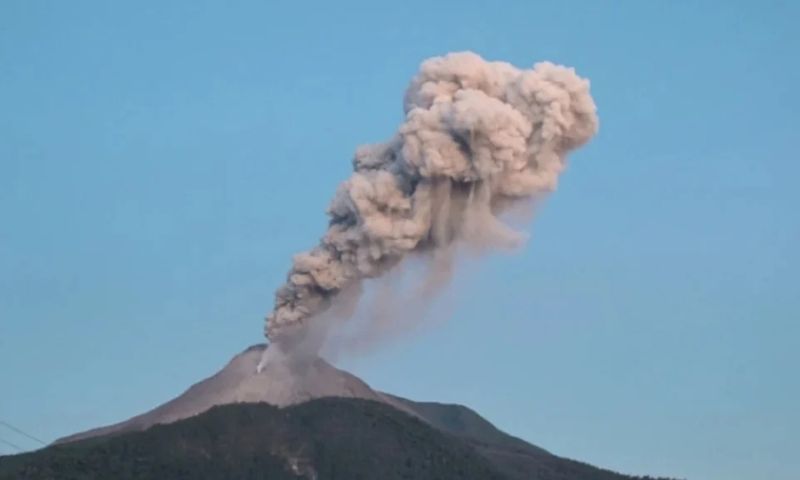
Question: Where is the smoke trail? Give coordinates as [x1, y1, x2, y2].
[265, 51, 598, 352]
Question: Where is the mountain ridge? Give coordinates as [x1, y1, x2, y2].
[1, 398, 674, 480]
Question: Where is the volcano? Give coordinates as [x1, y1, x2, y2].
[3, 345, 677, 480]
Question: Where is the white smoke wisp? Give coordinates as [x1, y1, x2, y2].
[264, 51, 598, 356]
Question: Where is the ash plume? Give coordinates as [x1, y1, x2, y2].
[265, 51, 598, 353]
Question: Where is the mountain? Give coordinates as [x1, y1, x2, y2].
[0, 399, 507, 480]
[56, 345, 385, 444]
[0, 345, 674, 480]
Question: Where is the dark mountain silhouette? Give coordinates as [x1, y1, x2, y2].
[0, 399, 507, 480]
[0, 399, 674, 480]
[0, 346, 676, 479]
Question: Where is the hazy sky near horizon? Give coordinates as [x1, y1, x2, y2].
[1, 1, 798, 479]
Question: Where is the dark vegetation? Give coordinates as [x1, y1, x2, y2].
[0, 399, 504, 480]
[0, 398, 678, 480]
[392, 396, 675, 480]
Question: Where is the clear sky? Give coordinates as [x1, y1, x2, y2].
[1, 1, 798, 479]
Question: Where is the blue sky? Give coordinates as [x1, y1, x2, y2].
[1, 1, 798, 479]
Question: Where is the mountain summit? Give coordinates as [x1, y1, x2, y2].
[57, 344, 388, 444]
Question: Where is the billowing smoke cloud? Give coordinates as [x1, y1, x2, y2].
[265, 51, 598, 352]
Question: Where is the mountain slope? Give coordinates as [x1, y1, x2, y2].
[36, 345, 673, 480]
[387, 394, 551, 455]
[1, 399, 507, 480]
[390, 396, 657, 480]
